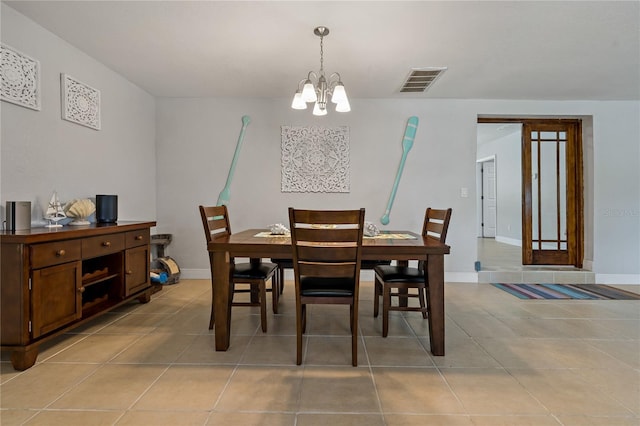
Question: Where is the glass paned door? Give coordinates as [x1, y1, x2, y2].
[522, 120, 582, 266]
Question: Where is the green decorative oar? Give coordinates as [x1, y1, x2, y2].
[380, 116, 419, 225]
[217, 115, 251, 206]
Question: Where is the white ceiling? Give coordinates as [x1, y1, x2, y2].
[5, 1, 640, 100]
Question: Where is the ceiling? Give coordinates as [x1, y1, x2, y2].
[4, 1, 640, 100]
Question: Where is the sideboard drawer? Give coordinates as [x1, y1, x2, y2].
[82, 234, 125, 258]
[125, 229, 150, 248]
[31, 240, 82, 269]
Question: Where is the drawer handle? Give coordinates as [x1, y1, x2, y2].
[135, 235, 143, 240]
[102, 241, 111, 247]
[56, 249, 66, 257]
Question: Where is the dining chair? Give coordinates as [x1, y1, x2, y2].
[199, 205, 279, 332]
[288, 207, 365, 366]
[373, 207, 452, 337]
[271, 219, 389, 295]
[270, 259, 389, 297]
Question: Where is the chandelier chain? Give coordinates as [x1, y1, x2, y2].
[319, 35, 324, 75]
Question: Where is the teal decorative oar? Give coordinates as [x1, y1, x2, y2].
[380, 116, 419, 225]
[217, 115, 251, 206]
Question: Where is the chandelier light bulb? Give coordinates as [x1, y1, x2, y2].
[301, 80, 317, 103]
[331, 83, 347, 104]
[291, 91, 307, 109]
[335, 98, 351, 113]
[312, 102, 327, 116]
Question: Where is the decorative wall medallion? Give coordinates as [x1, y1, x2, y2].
[281, 125, 350, 193]
[0, 44, 41, 110]
[61, 73, 100, 130]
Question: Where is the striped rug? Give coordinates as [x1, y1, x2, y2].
[492, 283, 640, 300]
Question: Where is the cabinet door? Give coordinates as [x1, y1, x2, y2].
[125, 245, 150, 296]
[31, 261, 82, 338]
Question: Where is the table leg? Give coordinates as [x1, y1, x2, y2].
[426, 254, 445, 356]
[213, 250, 232, 350]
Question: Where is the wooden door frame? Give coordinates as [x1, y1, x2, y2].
[477, 117, 584, 267]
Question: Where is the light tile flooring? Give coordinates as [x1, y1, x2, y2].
[2, 279, 639, 425]
[477, 238, 596, 284]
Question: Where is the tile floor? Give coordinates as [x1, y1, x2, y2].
[1, 279, 639, 425]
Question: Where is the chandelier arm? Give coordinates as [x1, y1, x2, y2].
[296, 78, 308, 90]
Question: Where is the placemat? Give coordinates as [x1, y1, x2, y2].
[254, 231, 289, 238]
[253, 231, 416, 239]
[365, 233, 416, 239]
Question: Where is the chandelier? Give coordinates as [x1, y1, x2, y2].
[291, 26, 350, 116]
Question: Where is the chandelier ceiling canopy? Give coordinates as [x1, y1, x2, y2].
[291, 26, 350, 116]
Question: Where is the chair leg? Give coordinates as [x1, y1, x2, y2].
[302, 304, 307, 334]
[260, 282, 267, 333]
[279, 266, 285, 294]
[373, 277, 381, 318]
[272, 276, 279, 314]
[382, 284, 391, 337]
[350, 304, 354, 333]
[296, 303, 304, 365]
[351, 303, 358, 367]
[418, 287, 427, 319]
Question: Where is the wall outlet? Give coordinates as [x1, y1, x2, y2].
[460, 187, 468, 198]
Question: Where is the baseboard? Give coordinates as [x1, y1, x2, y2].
[446, 272, 478, 283]
[181, 268, 480, 283]
[582, 259, 594, 271]
[595, 274, 640, 285]
[181, 268, 210, 279]
[495, 236, 522, 246]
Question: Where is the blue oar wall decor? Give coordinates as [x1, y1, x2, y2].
[217, 115, 251, 206]
[380, 116, 419, 225]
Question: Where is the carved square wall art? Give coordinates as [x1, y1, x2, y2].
[61, 73, 101, 130]
[1, 44, 41, 110]
[281, 125, 350, 193]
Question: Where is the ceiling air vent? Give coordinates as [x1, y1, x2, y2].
[400, 67, 447, 93]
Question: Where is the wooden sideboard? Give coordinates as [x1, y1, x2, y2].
[1, 221, 156, 370]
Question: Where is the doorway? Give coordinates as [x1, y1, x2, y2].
[476, 156, 496, 238]
[477, 118, 584, 268]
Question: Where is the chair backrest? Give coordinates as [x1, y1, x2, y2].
[421, 207, 452, 243]
[288, 208, 365, 281]
[199, 205, 232, 244]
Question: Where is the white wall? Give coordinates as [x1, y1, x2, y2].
[155, 98, 479, 282]
[156, 98, 639, 283]
[1, 4, 157, 223]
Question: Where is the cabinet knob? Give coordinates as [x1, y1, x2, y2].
[135, 235, 143, 240]
[126, 270, 133, 275]
[56, 249, 66, 257]
[78, 286, 85, 293]
[102, 241, 111, 247]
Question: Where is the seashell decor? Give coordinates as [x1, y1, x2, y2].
[268, 223, 290, 235]
[64, 198, 95, 226]
[364, 221, 380, 237]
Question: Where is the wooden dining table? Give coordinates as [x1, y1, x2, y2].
[207, 229, 451, 355]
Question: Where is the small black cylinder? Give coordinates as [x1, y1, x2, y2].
[96, 195, 117, 223]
